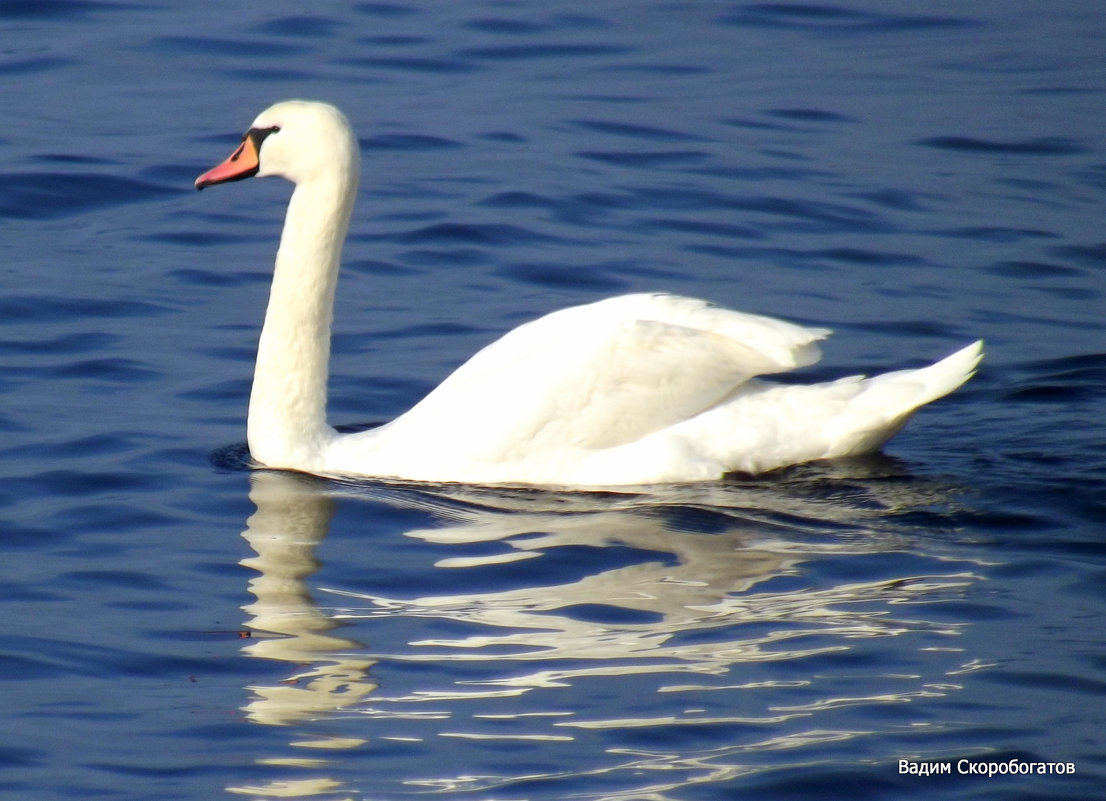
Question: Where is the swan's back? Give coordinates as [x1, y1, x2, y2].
[358, 293, 827, 452]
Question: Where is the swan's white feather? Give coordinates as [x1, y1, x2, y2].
[373, 293, 829, 452]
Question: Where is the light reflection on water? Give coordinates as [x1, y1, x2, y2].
[231, 469, 985, 799]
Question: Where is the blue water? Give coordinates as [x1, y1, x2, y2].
[2, 1, 1105, 799]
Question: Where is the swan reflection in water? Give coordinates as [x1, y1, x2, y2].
[229, 471, 375, 801]
[228, 464, 985, 800]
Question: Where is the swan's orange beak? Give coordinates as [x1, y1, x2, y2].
[195, 132, 261, 190]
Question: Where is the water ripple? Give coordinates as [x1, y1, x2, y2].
[918, 136, 1088, 156]
[339, 55, 479, 74]
[394, 221, 565, 246]
[0, 56, 76, 76]
[1052, 241, 1106, 267]
[456, 43, 629, 62]
[251, 15, 340, 38]
[0, 294, 168, 322]
[150, 35, 306, 58]
[0, 172, 177, 220]
[718, 4, 979, 33]
[570, 119, 708, 142]
[1003, 352, 1106, 404]
[363, 133, 463, 151]
[493, 261, 629, 291]
[576, 150, 709, 168]
[0, 0, 112, 20]
[465, 17, 556, 36]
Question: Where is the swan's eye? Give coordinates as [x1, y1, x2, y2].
[243, 125, 282, 154]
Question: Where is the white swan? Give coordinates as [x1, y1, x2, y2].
[196, 100, 982, 487]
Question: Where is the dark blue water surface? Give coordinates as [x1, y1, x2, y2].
[2, 2, 1105, 799]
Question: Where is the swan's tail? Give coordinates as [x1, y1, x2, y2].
[826, 340, 984, 456]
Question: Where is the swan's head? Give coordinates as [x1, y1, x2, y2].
[195, 100, 359, 190]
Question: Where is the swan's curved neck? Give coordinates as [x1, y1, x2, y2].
[248, 168, 358, 469]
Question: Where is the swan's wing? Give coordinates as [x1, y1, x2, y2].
[385, 294, 830, 457]
[510, 318, 806, 448]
